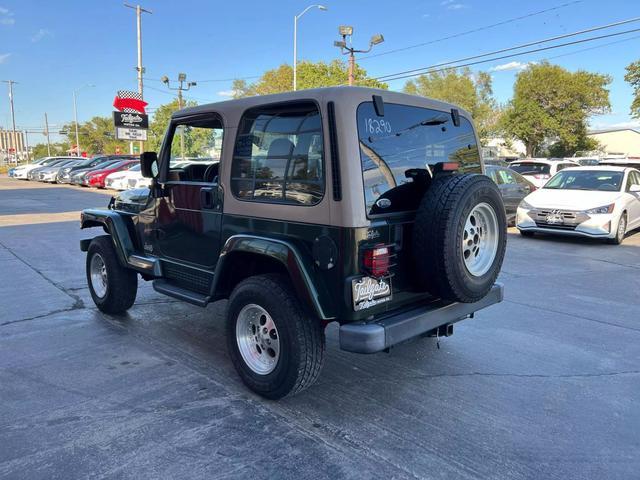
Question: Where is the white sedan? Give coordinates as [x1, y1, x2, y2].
[517, 166, 640, 244]
[105, 164, 142, 190]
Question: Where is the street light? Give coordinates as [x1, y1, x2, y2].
[293, 4, 327, 91]
[161, 73, 197, 159]
[334, 27, 385, 86]
[72, 84, 95, 157]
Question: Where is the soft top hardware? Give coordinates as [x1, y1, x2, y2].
[372, 95, 385, 116]
[451, 108, 460, 127]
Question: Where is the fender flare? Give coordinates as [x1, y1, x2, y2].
[212, 234, 335, 320]
[80, 209, 160, 276]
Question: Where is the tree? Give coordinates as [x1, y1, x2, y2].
[62, 116, 130, 155]
[232, 60, 387, 98]
[502, 62, 611, 157]
[403, 68, 499, 141]
[624, 60, 640, 119]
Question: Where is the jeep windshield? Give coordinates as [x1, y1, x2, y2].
[357, 102, 481, 215]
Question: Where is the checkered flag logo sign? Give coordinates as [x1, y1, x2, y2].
[113, 90, 148, 114]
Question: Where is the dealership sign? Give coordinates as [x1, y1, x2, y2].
[116, 127, 148, 141]
[113, 111, 148, 129]
[113, 90, 148, 141]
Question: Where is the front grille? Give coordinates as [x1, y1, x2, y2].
[534, 222, 577, 231]
[162, 261, 213, 295]
[534, 209, 577, 220]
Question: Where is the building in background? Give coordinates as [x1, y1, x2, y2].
[0, 128, 27, 163]
[587, 128, 640, 157]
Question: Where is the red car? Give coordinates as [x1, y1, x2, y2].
[85, 160, 138, 188]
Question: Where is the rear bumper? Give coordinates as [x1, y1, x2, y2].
[339, 283, 503, 353]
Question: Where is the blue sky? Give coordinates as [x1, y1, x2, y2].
[1, 0, 639, 144]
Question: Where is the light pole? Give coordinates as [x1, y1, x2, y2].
[161, 74, 196, 159]
[293, 4, 327, 91]
[334, 26, 384, 86]
[2, 80, 18, 162]
[72, 84, 95, 157]
[124, 3, 152, 154]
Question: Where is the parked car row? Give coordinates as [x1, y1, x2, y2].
[7, 154, 151, 190]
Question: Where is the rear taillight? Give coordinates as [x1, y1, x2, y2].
[363, 245, 391, 278]
[533, 174, 550, 180]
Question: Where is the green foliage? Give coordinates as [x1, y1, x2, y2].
[62, 116, 130, 155]
[624, 60, 640, 119]
[232, 60, 387, 98]
[30, 141, 71, 159]
[545, 136, 601, 158]
[403, 68, 499, 141]
[502, 62, 611, 156]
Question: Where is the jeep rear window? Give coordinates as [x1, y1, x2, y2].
[231, 101, 324, 206]
[357, 102, 481, 215]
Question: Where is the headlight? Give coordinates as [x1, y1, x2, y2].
[585, 204, 614, 215]
[518, 199, 533, 209]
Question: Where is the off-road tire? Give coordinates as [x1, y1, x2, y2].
[226, 274, 325, 400]
[86, 235, 138, 314]
[413, 174, 507, 303]
[607, 212, 627, 245]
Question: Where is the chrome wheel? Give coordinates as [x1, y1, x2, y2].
[462, 202, 499, 277]
[235, 304, 280, 375]
[89, 253, 108, 298]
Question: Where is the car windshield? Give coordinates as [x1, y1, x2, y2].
[510, 162, 550, 175]
[544, 170, 624, 191]
[357, 102, 481, 215]
[91, 160, 119, 170]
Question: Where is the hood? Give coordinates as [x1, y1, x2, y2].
[525, 188, 622, 210]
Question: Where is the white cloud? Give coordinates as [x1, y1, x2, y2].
[441, 0, 467, 10]
[490, 61, 535, 72]
[31, 28, 51, 42]
[217, 90, 237, 98]
[0, 6, 14, 25]
[0, 53, 10, 64]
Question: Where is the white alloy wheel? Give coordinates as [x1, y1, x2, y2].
[462, 202, 500, 277]
[235, 304, 280, 375]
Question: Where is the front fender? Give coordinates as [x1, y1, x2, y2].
[213, 235, 335, 320]
[80, 209, 138, 268]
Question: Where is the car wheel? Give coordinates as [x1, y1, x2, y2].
[226, 274, 325, 399]
[86, 235, 138, 314]
[413, 174, 507, 303]
[519, 230, 535, 237]
[608, 212, 627, 245]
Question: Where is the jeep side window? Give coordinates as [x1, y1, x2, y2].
[166, 116, 224, 183]
[231, 101, 324, 205]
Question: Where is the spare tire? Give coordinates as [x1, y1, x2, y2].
[413, 173, 506, 303]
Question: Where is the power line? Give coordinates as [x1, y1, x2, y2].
[376, 27, 640, 83]
[375, 16, 640, 81]
[358, 0, 586, 61]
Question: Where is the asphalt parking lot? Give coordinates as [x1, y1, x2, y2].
[1, 176, 639, 480]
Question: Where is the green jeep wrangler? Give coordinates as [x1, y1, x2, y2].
[81, 87, 506, 399]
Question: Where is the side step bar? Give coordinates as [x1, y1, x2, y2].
[152, 279, 210, 307]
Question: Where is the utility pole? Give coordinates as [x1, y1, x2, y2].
[333, 27, 384, 86]
[124, 3, 152, 154]
[2, 80, 18, 163]
[44, 113, 51, 156]
[161, 74, 196, 160]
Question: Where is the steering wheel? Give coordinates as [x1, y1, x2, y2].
[204, 163, 219, 183]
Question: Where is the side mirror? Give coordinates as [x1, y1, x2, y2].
[630, 184, 640, 193]
[140, 151, 158, 178]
